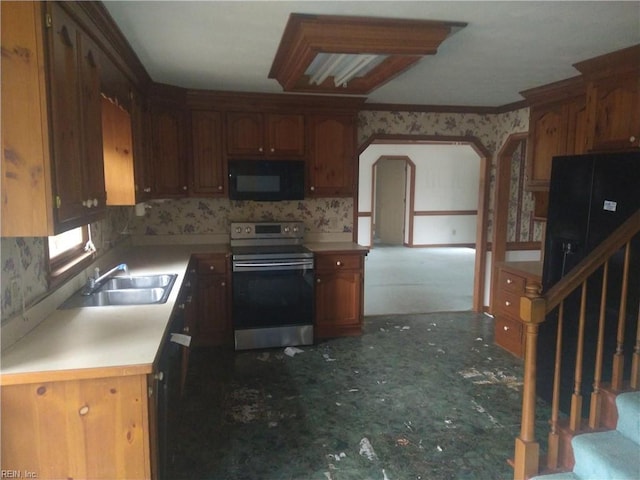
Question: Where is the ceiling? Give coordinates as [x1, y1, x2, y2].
[102, 1, 640, 108]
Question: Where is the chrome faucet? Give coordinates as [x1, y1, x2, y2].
[82, 263, 128, 295]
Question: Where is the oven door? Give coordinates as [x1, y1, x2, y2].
[232, 259, 314, 349]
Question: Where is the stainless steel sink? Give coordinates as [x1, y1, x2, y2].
[60, 274, 177, 309]
[101, 274, 176, 290]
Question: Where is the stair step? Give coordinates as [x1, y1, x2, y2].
[572, 430, 640, 480]
[616, 391, 640, 444]
[530, 472, 579, 480]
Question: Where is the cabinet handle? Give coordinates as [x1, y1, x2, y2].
[631, 136, 636, 143]
[183, 186, 188, 191]
[258, 147, 264, 153]
[178, 303, 185, 310]
[270, 147, 275, 153]
[209, 265, 215, 271]
[506, 278, 513, 284]
[154, 372, 164, 381]
[144, 187, 151, 193]
[316, 278, 321, 283]
[184, 326, 190, 333]
[310, 186, 315, 191]
[220, 281, 226, 287]
[505, 301, 511, 307]
[336, 261, 342, 266]
[503, 325, 509, 331]
[218, 185, 223, 190]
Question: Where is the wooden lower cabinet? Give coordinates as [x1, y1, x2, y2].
[493, 261, 542, 357]
[315, 251, 366, 338]
[1, 374, 153, 479]
[192, 253, 232, 346]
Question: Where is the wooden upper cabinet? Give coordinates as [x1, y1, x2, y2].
[191, 111, 225, 196]
[521, 76, 587, 192]
[131, 90, 151, 201]
[307, 114, 356, 196]
[266, 114, 305, 157]
[526, 102, 570, 190]
[586, 73, 640, 151]
[102, 97, 135, 205]
[47, 2, 106, 232]
[226, 112, 304, 157]
[575, 45, 640, 152]
[1, 1, 55, 236]
[148, 105, 188, 197]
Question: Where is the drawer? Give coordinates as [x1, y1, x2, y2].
[196, 255, 228, 275]
[315, 253, 363, 271]
[495, 288, 523, 320]
[495, 315, 523, 357]
[498, 268, 526, 293]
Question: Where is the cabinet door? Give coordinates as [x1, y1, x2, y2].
[149, 107, 188, 197]
[566, 95, 589, 155]
[195, 274, 231, 346]
[48, 3, 106, 231]
[307, 115, 356, 196]
[588, 73, 640, 151]
[191, 111, 225, 196]
[266, 114, 305, 157]
[1, 1, 55, 236]
[315, 269, 362, 336]
[78, 34, 106, 210]
[227, 112, 263, 156]
[131, 90, 151, 200]
[48, 4, 84, 225]
[526, 103, 569, 191]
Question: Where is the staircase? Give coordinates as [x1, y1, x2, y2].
[512, 210, 640, 480]
[531, 391, 640, 480]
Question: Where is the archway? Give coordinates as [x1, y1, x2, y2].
[356, 134, 491, 312]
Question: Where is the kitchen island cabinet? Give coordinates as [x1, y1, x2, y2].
[492, 261, 542, 357]
[310, 245, 368, 339]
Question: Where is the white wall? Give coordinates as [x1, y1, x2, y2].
[358, 143, 481, 246]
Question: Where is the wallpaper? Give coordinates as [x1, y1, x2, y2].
[129, 198, 354, 236]
[1, 207, 131, 322]
[1, 108, 531, 323]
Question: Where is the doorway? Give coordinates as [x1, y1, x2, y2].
[357, 136, 491, 313]
[374, 157, 408, 245]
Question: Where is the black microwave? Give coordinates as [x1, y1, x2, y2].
[228, 159, 305, 201]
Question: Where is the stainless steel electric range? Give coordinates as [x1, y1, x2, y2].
[230, 221, 314, 350]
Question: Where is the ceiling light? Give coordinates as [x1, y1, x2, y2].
[269, 14, 467, 95]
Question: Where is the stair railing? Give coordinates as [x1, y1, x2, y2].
[513, 208, 640, 480]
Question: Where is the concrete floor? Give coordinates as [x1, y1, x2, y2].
[365, 246, 475, 316]
[170, 313, 548, 480]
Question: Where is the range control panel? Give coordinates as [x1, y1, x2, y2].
[230, 221, 305, 241]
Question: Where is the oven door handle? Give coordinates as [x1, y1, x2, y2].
[233, 260, 313, 271]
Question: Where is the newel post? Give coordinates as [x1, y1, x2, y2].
[514, 282, 545, 480]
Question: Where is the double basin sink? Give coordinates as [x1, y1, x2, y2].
[60, 274, 178, 309]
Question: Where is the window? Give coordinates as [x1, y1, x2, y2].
[48, 225, 95, 283]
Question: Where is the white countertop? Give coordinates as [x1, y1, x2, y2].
[0, 244, 227, 385]
[0, 241, 365, 385]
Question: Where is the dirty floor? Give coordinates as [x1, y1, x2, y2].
[170, 312, 551, 480]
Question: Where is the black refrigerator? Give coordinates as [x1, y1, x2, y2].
[537, 150, 640, 414]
